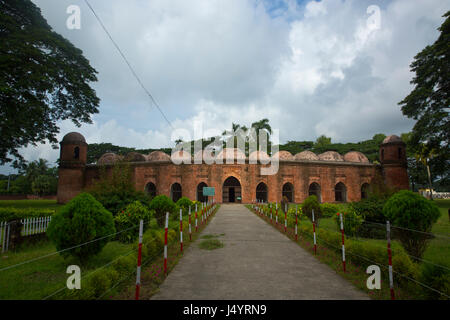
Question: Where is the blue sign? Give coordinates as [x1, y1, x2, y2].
[203, 187, 215, 196]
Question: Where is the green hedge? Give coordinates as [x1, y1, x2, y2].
[0, 207, 55, 222]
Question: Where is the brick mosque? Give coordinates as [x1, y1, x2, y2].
[56, 132, 409, 204]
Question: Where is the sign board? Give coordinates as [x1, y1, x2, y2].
[203, 187, 215, 196]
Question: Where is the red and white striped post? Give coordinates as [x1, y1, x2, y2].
[270, 204, 273, 223]
[284, 203, 287, 233]
[195, 203, 198, 232]
[179, 208, 183, 253]
[295, 205, 298, 241]
[164, 212, 169, 276]
[339, 213, 346, 272]
[275, 202, 278, 225]
[387, 221, 395, 300]
[312, 209, 317, 255]
[201, 203, 204, 225]
[135, 219, 144, 300]
[188, 206, 192, 241]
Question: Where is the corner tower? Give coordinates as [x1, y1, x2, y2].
[379, 135, 409, 190]
[57, 132, 87, 203]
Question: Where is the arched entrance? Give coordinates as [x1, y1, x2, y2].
[282, 182, 294, 202]
[335, 182, 347, 202]
[171, 183, 182, 202]
[145, 182, 157, 198]
[361, 183, 370, 199]
[197, 182, 208, 202]
[256, 182, 268, 202]
[222, 176, 241, 203]
[308, 182, 321, 203]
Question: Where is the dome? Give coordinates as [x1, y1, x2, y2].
[382, 135, 403, 144]
[216, 148, 246, 161]
[272, 151, 294, 161]
[97, 153, 123, 165]
[62, 132, 86, 144]
[146, 151, 171, 162]
[294, 151, 319, 161]
[343, 151, 369, 163]
[171, 150, 192, 163]
[318, 151, 344, 161]
[124, 152, 146, 162]
[249, 150, 270, 163]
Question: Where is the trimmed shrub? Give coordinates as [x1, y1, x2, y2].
[333, 207, 363, 237]
[176, 197, 193, 214]
[149, 195, 176, 227]
[350, 197, 386, 223]
[46, 193, 115, 263]
[320, 203, 340, 218]
[302, 195, 322, 225]
[114, 201, 154, 243]
[383, 190, 440, 260]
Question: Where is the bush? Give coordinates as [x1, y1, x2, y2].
[46, 193, 115, 263]
[87, 162, 152, 215]
[176, 197, 193, 214]
[419, 259, 450, 300]
[114, 201, 154, 243]
[383, 190, 440, 260]
[0, 207, 55, 222]
[302, 195, 322, 225]
[350, 197, 386, 223]
[333, 206, 363, 237]
[149, 195, 176, 227]
[320, 203, 340, 218]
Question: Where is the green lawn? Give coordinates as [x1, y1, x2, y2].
[0, 239, 134, 299]
[0, 199, 62, 210]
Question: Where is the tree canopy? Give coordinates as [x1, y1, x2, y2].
[398, 11, 450, 186]
[0, 0, 100, 167]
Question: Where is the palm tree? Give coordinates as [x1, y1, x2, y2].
[250, 118, 272, 151]
[415, 144, 437, 200]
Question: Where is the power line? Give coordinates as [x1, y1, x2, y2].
[83, 0, 174, 130]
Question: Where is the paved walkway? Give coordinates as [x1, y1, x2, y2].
[151, 204, 368, 300]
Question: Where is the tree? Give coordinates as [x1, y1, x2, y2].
[398, 11, 450, 183]
[383, 190, 440, 261]
[250, 118, 272, 151]
[149, 195, 176, 227]
[32, 174, 57, 196]
[0, 0, 100, 167]
[314, 135, 332, 149]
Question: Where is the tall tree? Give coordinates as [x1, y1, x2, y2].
[398, 11, 450, 181]
[314, 135, 332, 149]
[0, 0, 100, 167]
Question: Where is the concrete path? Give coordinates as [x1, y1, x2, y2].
[151, 204, 368, 300]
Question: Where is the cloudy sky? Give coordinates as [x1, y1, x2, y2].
[2, 0, 448, 173]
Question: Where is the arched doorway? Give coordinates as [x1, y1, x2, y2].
[361, 183, 370, 199]
[171, 183, 182, 202]
[256, 182, 268, 202]
[282, 182, 294, 202]
[145, 182, 157, 198]
[197, 182, 208, 202]
[308, 182, 321, 203]
[335, 182, 347, 202]
[222, 176, 241, 203]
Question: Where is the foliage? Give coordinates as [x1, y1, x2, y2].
[302, 195, 322, 225]
[398, 11, 450, 185]
[419, 258, 450, 300]
[148, 195, 176, 227]
[176, 197, 193, 214]
[350, 197, 386, 224]
[383, 190, 441, 260]
[0, 207, 55, 222]
[0, 0, 99, 166]
[46, 193, 115, 263]
[314, 135, 331, 148]
[320, 203, 341, 218]
[333, 207, 363, 237]
[114, 201, 153, 243]
[31, 174, 57, 196]
[87, 162, 151, 215]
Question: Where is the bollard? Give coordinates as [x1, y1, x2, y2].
[135, 219, 144, 300]
[312, 209, 317, 255]
[164, 212, 169, 276]
[339, 213, 346, 272]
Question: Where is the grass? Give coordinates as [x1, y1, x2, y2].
[198, 239, 224, 250]
[0, 199, 62, 210]
[0, 238, 134, 299]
